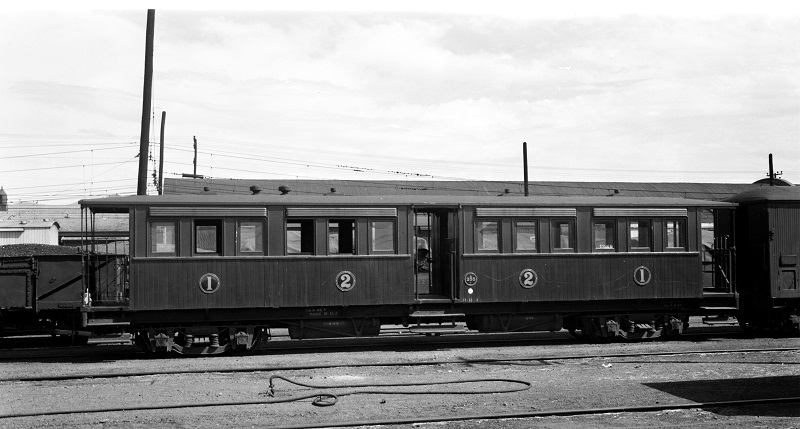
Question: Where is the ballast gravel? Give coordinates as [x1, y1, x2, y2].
[1, 330, 798, 429]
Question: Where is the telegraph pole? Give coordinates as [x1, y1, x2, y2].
[158, 111, 166, 194]
[769, 153, 775, 186]
[182, 136, 204, 179]
[137, 9, 155, 195]
[523, 142, 529, 196]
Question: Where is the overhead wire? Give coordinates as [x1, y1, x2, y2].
[4, 146, 131, 159]
[164, 140, 764, 183]
[4, 130, 766, 181]
[184, 135, 767, 178]
[4, 160, 135, 174]
[2, 129, 770, 201]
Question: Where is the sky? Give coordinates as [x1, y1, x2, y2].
[1, 1, 799, 204]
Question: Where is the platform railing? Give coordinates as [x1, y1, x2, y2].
[85, 253, 130, 305]
[703, 238, 736, 294]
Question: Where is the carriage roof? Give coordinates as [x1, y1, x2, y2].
[725, 186, 800, 204]
[80, 193, 735, 213]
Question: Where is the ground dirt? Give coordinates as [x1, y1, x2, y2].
[1, 328, 798, 428]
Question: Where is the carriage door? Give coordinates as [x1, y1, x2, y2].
[414, 209, 459, 299]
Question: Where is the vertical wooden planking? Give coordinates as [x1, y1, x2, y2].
[771, 203, 800, 298]
[576, 209, 591, 253]
[464, 252, 701, 304]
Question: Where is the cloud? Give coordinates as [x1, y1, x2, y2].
[2, 7, 799, 202]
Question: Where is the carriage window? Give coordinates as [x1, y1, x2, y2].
[329, 219, 356, 255]
[476, 220, 499, 252]
[593, 220, 616, 251]
[514, 220, 537, 252]
[238, 221, 264, 254]
[287, 219, 314, 254]
[552, 220, 575, 252]
[195, 219, 222, 255]
[629, 220, 652, 251]
[370, 220, 396, 253]
[151, 221, 176, 254]
[666, 219, 686, 250]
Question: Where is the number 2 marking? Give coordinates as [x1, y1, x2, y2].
[522, 272, 535, 285]
[335, 271, 355, 292]
[519, 269, 537, 289]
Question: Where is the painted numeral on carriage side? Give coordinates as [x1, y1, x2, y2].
[519, 269, 538, 289]
[336, 271, 355, 292]
[633, 266, 652, 286]
[198, 273, 220, 294]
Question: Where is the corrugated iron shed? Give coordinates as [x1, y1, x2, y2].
[0, 220, 60, 245]
[0, 203, 128, 246]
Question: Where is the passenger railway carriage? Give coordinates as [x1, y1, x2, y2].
[78, 194, 735, 354]
[726, 186, 800, 331]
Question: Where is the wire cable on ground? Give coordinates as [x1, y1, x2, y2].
[264, 374, 531, 407]
[0, 374, 531, 419]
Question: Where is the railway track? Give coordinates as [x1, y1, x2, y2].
[2, 341, 797, 427]
[268, 397, 800, 429]
[3, 381, 798, 425]
[0, 323, 751, 362]
[3, 345, 797, 383]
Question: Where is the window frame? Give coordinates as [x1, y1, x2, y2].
[369, 219, 397, 255]
[665, 218, 687, 251]
[327, 218, 357, 255]
[628, 219, 653, 252]
[551, 219, 576, 253]
[193, 219, 223, 256]
[286, 218, 315, 255]
[513, 219, 538, 253]
[475, 219, 501, 253]
[592, 219, 617, 252]
[237, 219, 265, 255]
[149, 220, 177, 256]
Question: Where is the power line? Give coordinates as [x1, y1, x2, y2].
[0, 141, 135, 148]
[4, 146, 132, 159]
[164, 141, 764, 181]
[4, 160, 135, 174]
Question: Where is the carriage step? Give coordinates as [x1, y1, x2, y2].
[409, 325, 468, 335]
[409, 310, 465, 318]
[85, 318, 130, 326]
[702, 292, 737, 298]
[699, 306, 738, 311]
[701, 315, 739, 325]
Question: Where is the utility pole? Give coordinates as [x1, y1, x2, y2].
[137, 9, 155, 195]
[182, 136, 204, 179]
[769, 153, 775, 186]
[158, 111, 166, 194]
[767, 153, 783, 186]
[523, 142, 529, 196]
